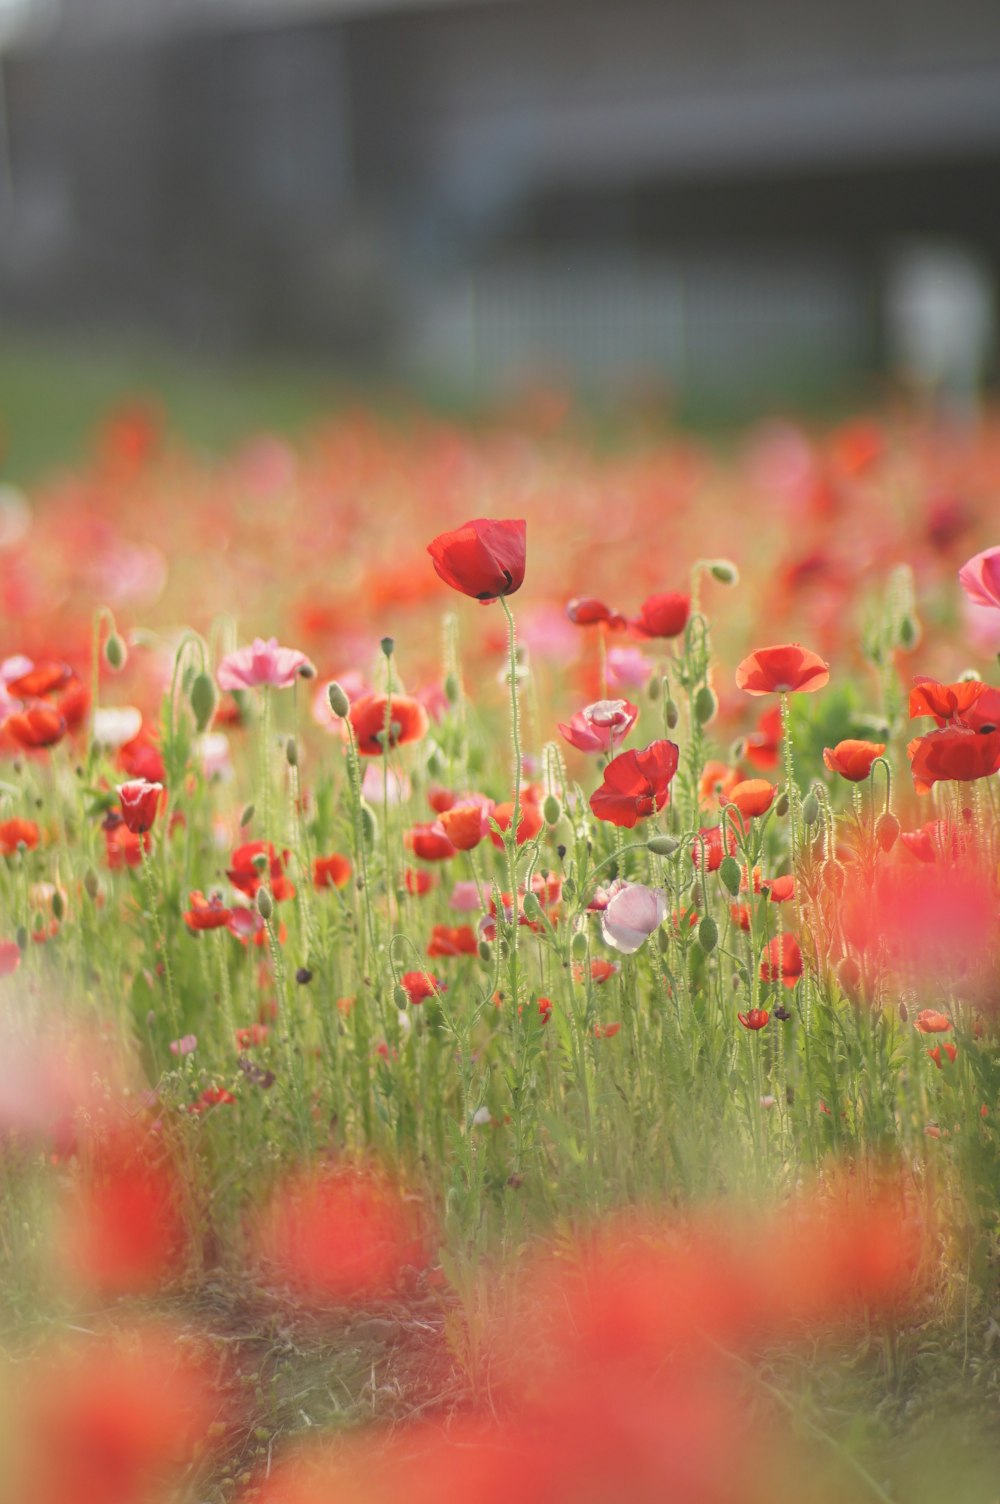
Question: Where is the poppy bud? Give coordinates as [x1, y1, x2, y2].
[51, 890, 65, 921]
[444, 672, 460, 705]
[898, 1000, 908, 1022]
[543, 794, 561, 826]
[104, 632, 127, 671]
[694, 685, 717, 726]
[426, 751, 443, 779]
[823, 861, 846, 895]
[571, 930, 588, 960]
[16, 925, 28, 950]
[698, 915, 718, 953]
[561, 877, 575, 901]
[802, 791, 819, 825]
[838, 956, 861, 993]
[898, 615, 919, 650]
[380, 637, 395, 658]
[876, 812, 900, 852]
[360, 803, 377, 848]
[84, 868, 99, 901]
[477, 940, 492, 963]
[708, 558, 739, 585]
[774, 792, 790, 817]
[256, 887, 273, 921]
[252, 852, 270, 873]
[647, 835, 680, 857]
[296, 968, 313, 984]
[665, 697, 679, 729]
[521, 891, 542, 921]
[240, 802, 255, 828]
[286, 736, 298, 768]
[393, 983, 408, 1010]
[647, 675, 661, 702]
[190, 671, 217, 732]
[327, 682, 351, 719]
[718, 856, 742, 896]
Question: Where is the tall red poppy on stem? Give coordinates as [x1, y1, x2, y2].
[590, 739, 679, 828]
[117, 780, 163, 835]
[427, 518, 526, 603]
[630, 592, 691, 639]
[735, 644, 829, 696]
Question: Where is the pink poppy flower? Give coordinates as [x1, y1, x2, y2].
[606, 645, 654, 689]
[600, 881, 668, 954]
[958, 546, 1000, 610]
[217, 637, 313, 691]
[558, 698, 638, 754]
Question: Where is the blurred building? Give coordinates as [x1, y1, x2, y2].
[2, 0, 999, 402]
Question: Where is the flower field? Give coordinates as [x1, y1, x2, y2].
[3, 391, 1000, 1501]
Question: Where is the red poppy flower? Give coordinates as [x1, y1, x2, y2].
[914, 1010, 951, 1034]
[427, 784, 457, 813]
[0, 939, 21, 977]
[907, 727, 1000, 791]
[735, 644, 830, 696]
[566, 597, 627, 629]
[6, 660, 73, 699]
[630, 592, 691, 639]
[699, 760, 743, 808]
[404, 866, 436, 896]
[738, 1008, 770, 1030]
[760, 934, 803, 988]
[401, 970, 446, 1004]
[60, 1132, 186, 1295]
[350, 692, 429, 755]
[184, 891, 232, 931]
[823, 740, 886, 782]
[405, 823, 457, 862]
[760, 874, 795, 903]
[558, 698, 638, 755]
[691, 825, 738, 871]
[573, 958, 619, 985]
[427, 517, 526, 602]
[6, 704, 67, 749]
[104, 823, 149, 870]
[909, 676, 991, 726]
[426, 924, 477, 957]
[117, 730, 166, 785]
[117, 779, 163, 836]
[439, 803, 487, 851]
[191, 1085, 236, 1112]
[228, 841, 294, 899]
[593, 1021, 621, 1038]
[489, 799, 544, 848]
[235, 1023, 270, 1048]
[726, 779, 775, 819]
[589, 739, 680, 828]
[0, 817, 40, 855]
[928, 1043, 958, 1069]
[743, 705, 782, 771]
[313, 852, 352, 889]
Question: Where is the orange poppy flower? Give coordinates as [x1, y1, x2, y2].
[426, 924, 477, 958]
[184, 891, 232, 931]
[439, 804, 486, 851]
[735, 644, 830, 696]
[349, 692, 429, 755]
[823, 739, 886, 781]
[760, 934, 803, 988]
[313, 853, 352, 889]
[726, 779, 775, 818]
[489, 799, 543, 848]
[914, 1010, 951, 1033]
[0, 817, 41, 856]
[6, 705, 67, 749]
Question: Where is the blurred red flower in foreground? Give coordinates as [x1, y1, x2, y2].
[735, 644, 830, 696]
[254, 1166, 424, 1306]
[184, 890, 233, 930]
[630, 591, 691, 639]
[760, 934, 803, 988]
[427, 517, 526, 603]
[590, 739, 679, 827]
[427, 924, 477, 957]
[312, 852, 352, 888]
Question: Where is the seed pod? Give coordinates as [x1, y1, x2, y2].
[802, 791, 820, 825]
[521, 891, 543, 921]
[709, 558, 739, 586]
[240, 802, 255, 829]
[694, 685, 717, 726]
[190, 671, 217, 732]
[571, 930, 588, 960]
[104, 632, 127, 671]
[285, 736, 298, 768]
[84, 868, 100, 901]
[444, 672, 460, 705]
[298, 661, 316, 679]
[647, 835, 680, 857]
[327, 681, 350, 719]
[256, 887, 273, 921]
[718, 855, 742, 897]
[698, 915, 719, 953]
[876, 811, 900, 852]
[543, 793, 561, 826]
